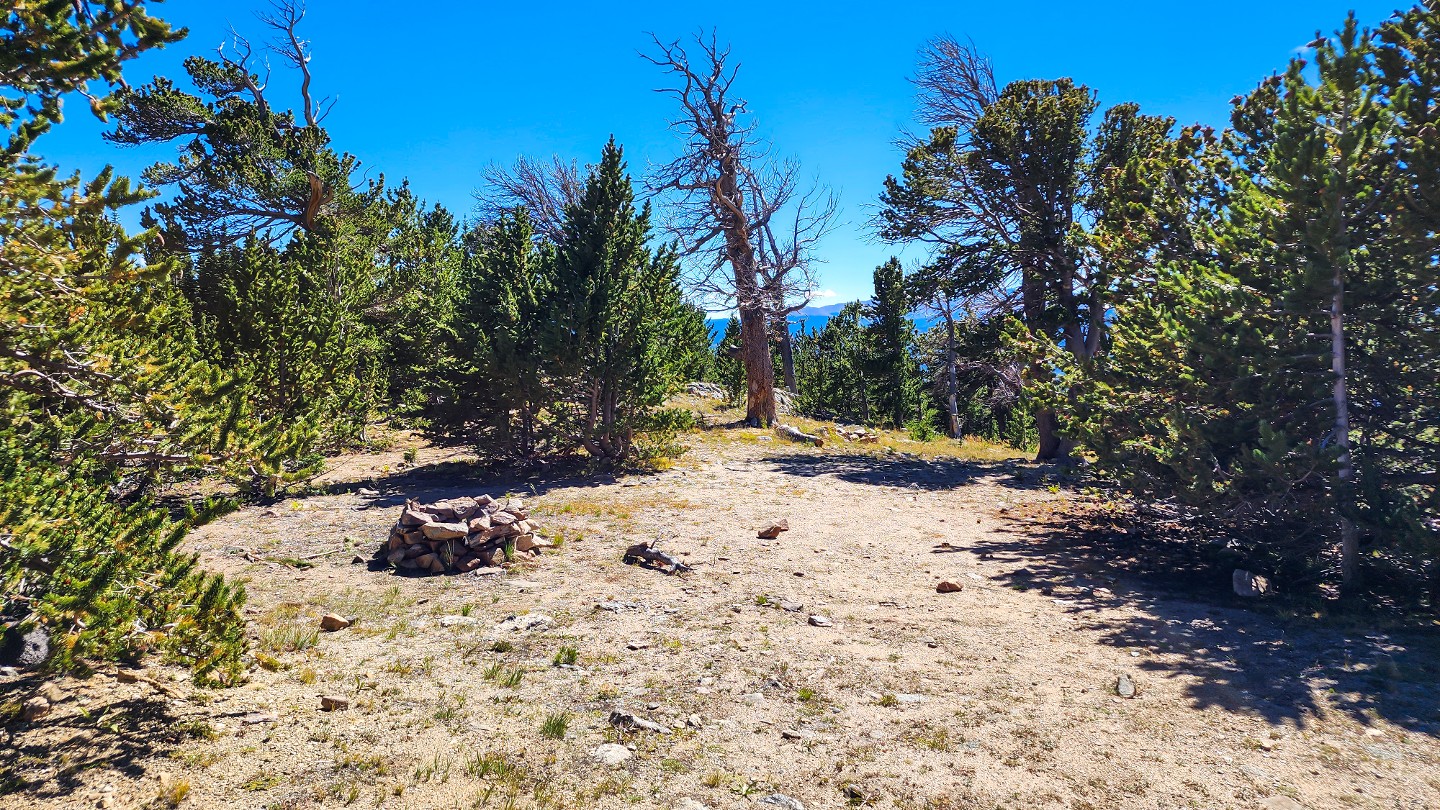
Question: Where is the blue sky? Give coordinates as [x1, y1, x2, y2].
[39, 0, 1402, 303]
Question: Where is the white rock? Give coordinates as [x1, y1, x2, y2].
[758, 795, 805, 810]
[590, 743, 631, 767]
[439, 615, 479, 627]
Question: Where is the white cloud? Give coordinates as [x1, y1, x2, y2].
[810, 288, 838, 299]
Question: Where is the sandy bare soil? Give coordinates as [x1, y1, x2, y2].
[4, 416, 1439, 810]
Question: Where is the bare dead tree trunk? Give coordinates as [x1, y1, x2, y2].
[777, 323, 797, 394]
[644, 34, 832, 429]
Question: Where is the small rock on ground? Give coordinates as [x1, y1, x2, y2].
[494, 614, 552, 633]
[936, 580, 964, 593]
[1116, 674, 1137, 699]
[590, 743, 631, 767]
[20, 696, 50, 721]
[320, 695, 349, 711]
[320, 613, 351, 631]
[808, 615, 833, 627]
[758, 795, 805, 810]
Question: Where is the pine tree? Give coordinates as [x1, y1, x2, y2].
[1, 1, 246, 679]
[547, 139, 692, 465]
[1065, 7, 1440, 598]
[115, 9, 460, 457]
[793, 303, 871, 423]
[864, 258, 919, 428]
[451, 208, 553, 457]
[712, 315, 745, 402]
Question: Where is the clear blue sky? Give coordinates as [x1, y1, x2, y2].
[40, 0, 1402, 303]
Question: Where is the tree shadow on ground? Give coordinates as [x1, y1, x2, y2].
[760, 451, 1050, 492]
[314, 455, 648, 508]
[971, 508, 1440, 738]
[1, 682, 192, 800]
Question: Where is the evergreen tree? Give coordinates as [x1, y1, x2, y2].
[863, 258, 919, 428]
[451, 208, 553, 457]
[793, 303, 871, 423]
[547, 139, 692, 464]
[882, 73, 1190, 459]
[114, 8, 460, 456]
[1064, 8, 1440, 598]
[1, 0, 246, 679]
[713, 315, 745, 402]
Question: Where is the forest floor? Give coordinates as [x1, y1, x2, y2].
[4, 397, 1440, 810]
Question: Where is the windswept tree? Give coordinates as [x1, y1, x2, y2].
[881, 36, 1190, 460]
[111, 1, 459, 452]
[644, 32, 835, 425]
[1, 0, 247, 680]
[107, 0, 351, 247]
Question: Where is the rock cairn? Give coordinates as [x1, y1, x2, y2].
[379, 495, 548, 574]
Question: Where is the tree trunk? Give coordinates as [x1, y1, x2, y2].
[1332, 256, 1359, 594]
[778, 322, 797, 394]
[739, 305, 777, 427]
[943, 308, 960, 439]
[1035, 406, 1068, 462]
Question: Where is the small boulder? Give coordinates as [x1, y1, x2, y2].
[936, 581, 963, 594]
[757, 520, 790, 540]
[37, 682, 67, 704]
[590, 743, 631, 767]
[757, 795, 805, 810]
[808, 615, 833, 627]
[1233, 569, 1271, 598]
[1116, 674, 1137, 699]
[319, 613, 351, 632]
[399, 506, 434, 527]
[319, 695, 349, 711]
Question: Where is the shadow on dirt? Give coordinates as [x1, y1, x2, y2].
[314, 456, 646, 509]
[1, 685, 192, 800]
[760, 452, 1050, 492]
[972, 509, 1440, 739]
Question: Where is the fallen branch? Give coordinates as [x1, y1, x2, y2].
[775, 423, 824, 447]
[623, 540, 693, 575]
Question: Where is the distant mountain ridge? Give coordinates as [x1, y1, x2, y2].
[704, 301, 940, 346]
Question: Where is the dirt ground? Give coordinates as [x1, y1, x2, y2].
[4, 411, 1440, 810]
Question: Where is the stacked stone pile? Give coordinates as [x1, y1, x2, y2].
[378, 494, 549, 573]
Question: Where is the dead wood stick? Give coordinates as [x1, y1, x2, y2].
[623, 541, 693, 574]
[775, 423, 824, 447]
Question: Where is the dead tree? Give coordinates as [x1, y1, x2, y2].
[475, 155, 584, 242]
[644, 32, 834, 426]
[754, 178, 838, 392]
